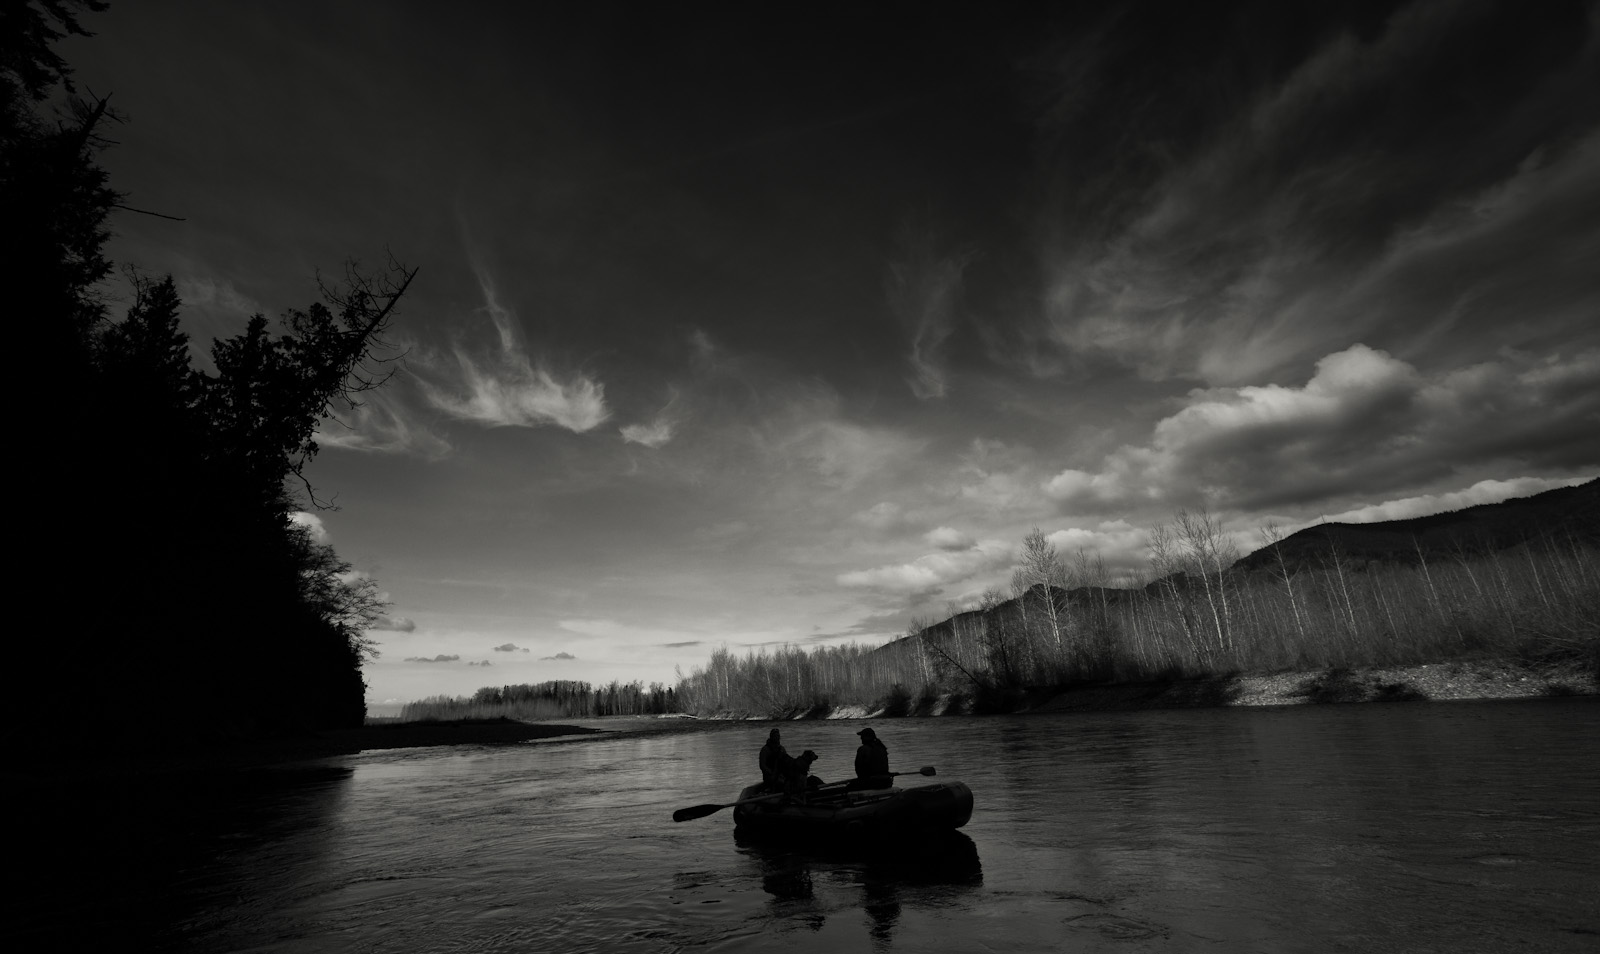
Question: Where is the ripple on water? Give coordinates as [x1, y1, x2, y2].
[57, 700, 1600, 954]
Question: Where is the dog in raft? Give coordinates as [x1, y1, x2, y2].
[776, 749, 823, 799]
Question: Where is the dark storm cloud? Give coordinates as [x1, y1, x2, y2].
[1046, 344, 1600, 512]
[1016, 0, 1600, 385]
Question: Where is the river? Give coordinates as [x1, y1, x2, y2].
[18, 699, 1599, 953]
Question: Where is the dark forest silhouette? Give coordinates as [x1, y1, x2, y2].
[6, 2, 409, 752]
[399, 680, 680, 722]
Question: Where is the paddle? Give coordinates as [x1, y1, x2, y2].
[673, 791, 786, 823]
[672, 766, 938, 822]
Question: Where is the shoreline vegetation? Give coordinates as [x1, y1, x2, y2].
[411, 491, 1597, 727]
[390, 657, 1593, 730]
[666, 495, 1598, 721]
[154, 658, 1592, 776]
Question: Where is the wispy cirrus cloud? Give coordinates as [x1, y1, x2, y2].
[1024, 0, 1600, 386]
[621, 390, 682, 448]
[314, 386, 453, 459]
[417, 266, 609, 432]
[886, 224, 975, 399]
[621, 418, 676, 447]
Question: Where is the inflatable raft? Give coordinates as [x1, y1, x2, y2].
[731, 780, 974, 837]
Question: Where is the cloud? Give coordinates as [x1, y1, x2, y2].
[1315, 477, 1593, 524]
[315, 387, 452, 459]
[1042, 520, 1151, 580]
[370, 616, 416, 633]
[759, 386, 927, 490]
[1040, 470, 1131, 510]
[692, 520, 749, 543]
[1045, 344, 1600, 512]
[621, 418, 676, 448]
[288, 511, 329, 543]
[855, 502, 911, 532]
[417, 266, 609, 432]
[924, 526, 974, 551]
[957, 440, 1047, 514]
[469, 660, 492, 667]
[621, 389, 683, 448]
[403, 654, 460, 663]
[176, 274, 263, 316]
[1024, 2, 1600, 386]
[837, 538, 1014, 595]
[541, 651, 576, 661]
[557, 618, 712, 650]
[660, 641, 703, 649]
[492, 642, 531, 653]
[886, 225, 975, 399]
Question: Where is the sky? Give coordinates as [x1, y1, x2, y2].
[66, 0, 1599, 704]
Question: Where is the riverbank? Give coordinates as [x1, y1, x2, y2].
[268, 717, 606, 759]
[1024, 657, 1597, 713]
[4, 718, 609, 784]
[689, 656, 1597, 720]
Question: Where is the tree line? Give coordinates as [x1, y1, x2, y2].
[400, 680, 680, 721]
[672, 511, 1598, 717]
[6, 3, 405, 749]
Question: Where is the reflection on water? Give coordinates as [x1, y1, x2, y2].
[20, 699, 1599, 953]
[737, 830, 983, 949]
[12, 763, 355, 950]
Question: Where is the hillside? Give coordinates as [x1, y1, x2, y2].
[888, 477, 1599, 661]
[1233, 478, 1599, 575]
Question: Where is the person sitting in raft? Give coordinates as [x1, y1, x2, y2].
[758, 728, 788, 792]
[853, 726, 891, 789]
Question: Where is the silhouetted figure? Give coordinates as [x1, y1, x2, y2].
[778, 749, 822, 801]
[854, 727, 891, 788]
[759, 729, 788, 791]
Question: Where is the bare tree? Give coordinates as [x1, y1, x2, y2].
[1176, 508, 1237, 657]
[1148, 522, 1201, 658]
[979, 586, 1017, 686]
[1021, 528, 1069, 660]
[1258, 521, 1307, 643]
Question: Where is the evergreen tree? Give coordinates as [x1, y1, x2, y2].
[5, 3, 415, 753]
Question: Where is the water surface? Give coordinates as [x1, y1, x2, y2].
[25, 699, 1599, 952]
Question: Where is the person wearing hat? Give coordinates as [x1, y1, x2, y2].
[854, 726, 891, 788]
[758, 728, 788, 791]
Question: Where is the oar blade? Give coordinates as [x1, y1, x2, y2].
[918, 765, 937, 776]
[672, 803, 726, 822]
